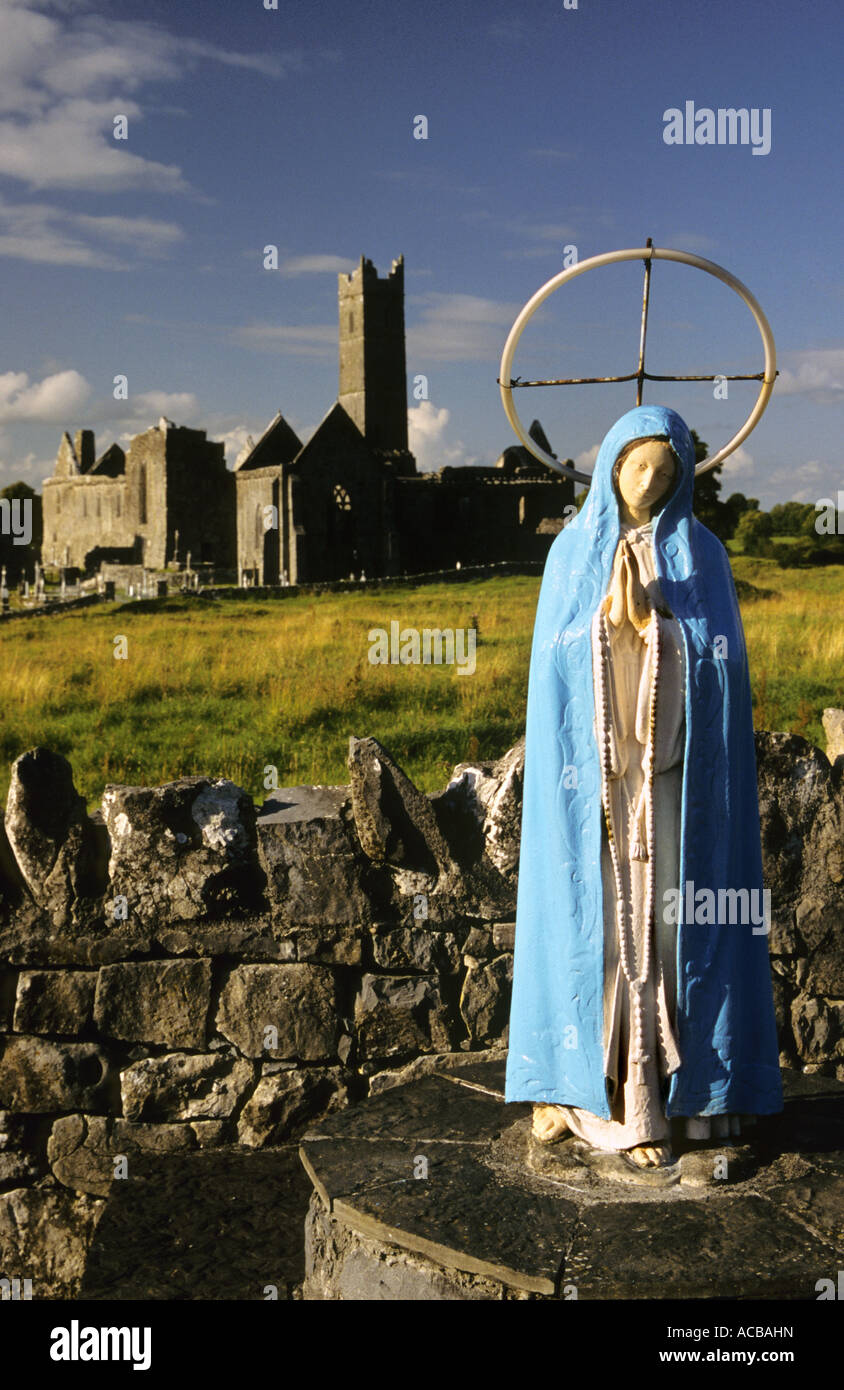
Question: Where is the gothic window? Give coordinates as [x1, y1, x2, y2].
[333, 484, 352, 512]
[82, 493, 87, 518]
[349, 312, 354, 333]
[116, 493, 121, 518]
[139, 464, 147, 525]
[519, 494, 527, 525]
[56, 493, 61, 514]
[96, 494, 101, 518]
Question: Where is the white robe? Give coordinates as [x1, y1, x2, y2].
[556, 522, 740, 1150]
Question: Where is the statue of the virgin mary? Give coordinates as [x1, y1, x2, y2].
[504, 404, 782, 1168]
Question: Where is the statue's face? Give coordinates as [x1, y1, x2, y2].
[616, 440, 676, 517]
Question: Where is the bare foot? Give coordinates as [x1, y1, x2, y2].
[532, 1104, 569, 1144]
[627, 1143, 673, 1168]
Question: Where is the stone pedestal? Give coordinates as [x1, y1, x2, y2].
[300, 1060, 844, 1300]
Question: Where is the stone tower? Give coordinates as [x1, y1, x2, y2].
[338, 255, 408, 452]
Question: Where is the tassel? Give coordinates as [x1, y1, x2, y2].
[630, 830, 649, 862]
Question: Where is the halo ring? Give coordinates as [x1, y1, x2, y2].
[498, 246, 777, 482]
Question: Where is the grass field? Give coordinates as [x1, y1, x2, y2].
[1, 558, 841, 811]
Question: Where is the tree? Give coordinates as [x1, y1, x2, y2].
[734, 509, 773, 556]
[691, 432, 735, 540]
[0, 480, 42, 584]
[770, 501, 816, 535]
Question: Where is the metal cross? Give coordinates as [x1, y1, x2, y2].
[498, 240, 775, 404]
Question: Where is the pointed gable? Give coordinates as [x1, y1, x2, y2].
[235, 411, 302, 471]
[88, 443, 126, 477]
[289, 402, 371, 472]
[54, 431, 80, 478]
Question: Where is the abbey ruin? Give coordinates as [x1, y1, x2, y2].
[41, 257, 575, 585]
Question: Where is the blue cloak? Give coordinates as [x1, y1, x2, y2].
[505, 405, 783, 1119]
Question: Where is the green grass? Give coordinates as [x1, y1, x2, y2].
[1, 564, 841, 811]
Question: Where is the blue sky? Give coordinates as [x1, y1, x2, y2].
[1, 0, 841, 507]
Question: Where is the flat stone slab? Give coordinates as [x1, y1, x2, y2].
[303, 1073, 513, 1145]
[564, 1194, 832, 1300]
[300, 1065, 844, 1299]
[301, 1137, 575, 1294]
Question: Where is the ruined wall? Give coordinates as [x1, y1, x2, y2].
[42, 422, 235, 575]
[163, 426, 235, 570]
[288, 405, 396, 583]
[394, 472, 575, 572]
[236, 466, 283, 583]
[0, 729, 841, 1295]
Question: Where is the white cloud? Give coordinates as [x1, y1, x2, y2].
[710, 447, 838, 508]
[0, 368, 90, 422]
[407, 292, 520, 363]
[0, 364, 205, 434]
[0, 195, 184, 266]
[720, 444, 755, 480]
[408, 400, 479, 472]
[775, 349, 844, 399]
[0, 98, 189, 192]
[574, 443, 599, 473]
[127, 391, 200, 423]
[0, 2, 307, 192]
[280, 254, 357, 275]
[0, 446, 53, 485]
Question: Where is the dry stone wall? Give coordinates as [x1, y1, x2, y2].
[0, 726, 842, 1295]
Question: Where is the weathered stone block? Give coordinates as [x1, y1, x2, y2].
[463, 926, 492, 960]
[349, 737, 454, 877]
[102, 777, 264, 926]
[0, 1110, 44, 1185]
[492, 921, 516, 952]
[434, 739, 524, 876]
[355, 973, 447, 1062]
[48, 1115, 115, 1196]
[237, 1065, 349, 1147]
[0, 1037, 109, 1113]
[756, 732, 844, 983]
[216, 963, 339, 1061]
[94, 959, 211, 1047]
[189, 1120, 229, 1147]
[257, 785, 368, 927]
[791, 995, 844, 1064]
[370, 926, 460, 973]
[304, 1192, 507, 1301]
[4, 748, 103, 926]
[112, 1119, 201, 1154]
[0, 1185, 105, 1299]
[120, 1052, 253, 1122]
[822, 707, 844, 764]
[296, 923, 361, 965]
[797, 898, 844, 997]
[48, 1114, 206, 1196]
[13, 970, 96, 1035]
[459, 954, 513, 1047]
